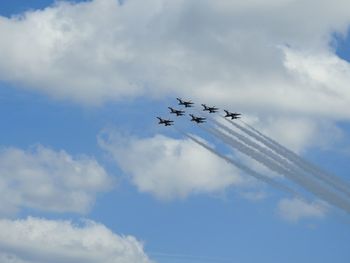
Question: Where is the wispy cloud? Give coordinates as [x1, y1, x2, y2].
[277, 198, 328, 223]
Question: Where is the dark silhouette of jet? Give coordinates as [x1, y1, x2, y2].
[189, 114, 206, 123]
[177, 98, 194, 107]
[168, 107, 185, 116]
[157, 117, 174, 126]
[224, 110, 241, 119]
[201, 104, 219, 113]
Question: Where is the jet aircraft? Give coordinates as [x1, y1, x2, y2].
[168, 107, 185, 116]
[176, 98, 194, 107]
[157, 117, 174, 126]
[201, 104, 219, 113]
[224, 110, 241, 119]
[189, 114, 206, 123]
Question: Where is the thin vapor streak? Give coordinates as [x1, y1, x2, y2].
[234, 119, 350, 198]
[175, 128, 298, 196]
[204, 126, 350, 214]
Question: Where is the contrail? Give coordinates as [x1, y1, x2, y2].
[203, 125, 350, 214]
[232, 119, 350, 198]
[175, 127, 298, 196]
[209, 116, 301, 172]
[209, 116, 344, 198]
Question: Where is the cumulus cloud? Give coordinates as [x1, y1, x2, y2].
[0, 145, 113, 216]
[0, 217, 153, 263]
[98, 130, 245, 200]
[277, 197, 328, 222]
[0, 0, 349, 115]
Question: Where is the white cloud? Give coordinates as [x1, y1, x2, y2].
[0, 145, 113, 216]
[98, 130, 245, 200]
[0, 0, 349, 114]
[0, 217, 153, 263]
[277, 197, 328, 223]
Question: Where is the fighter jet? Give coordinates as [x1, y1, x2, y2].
[224, 110, 241, 119]
[157, 117, 174, 126]
[168, 107, 185, 116]
[177, 98, 194, 107]
[201, 104, 219, 113]
[189, 114, 206, 123]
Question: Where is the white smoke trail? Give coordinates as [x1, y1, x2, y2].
[175, 127, 298, 196]
[209, 117, 301, 172]
[232, 119, 350, 198]
[203, 125, 350, 214]
[210, 116, 345, 202]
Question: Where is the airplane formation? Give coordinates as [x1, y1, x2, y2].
[157, 98, 241, 126]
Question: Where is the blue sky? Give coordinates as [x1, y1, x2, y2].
[0, 1, 350, 263]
